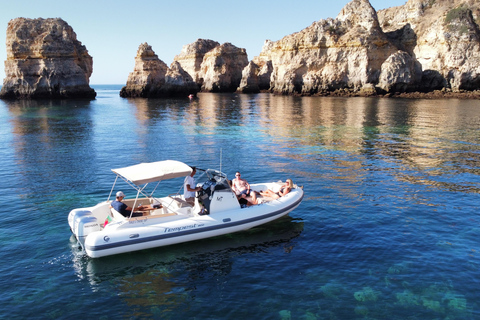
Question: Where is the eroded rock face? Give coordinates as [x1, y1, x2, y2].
[239, 0, 399, 95]
[174, 39, 220, 85]
[200, 42, 249, 92]
[237, 61, 261, 93]
[120, 43, 197, 98]
[122, 39, 250, 95]
[238, 0, 480, 95]
[378, 50, 422, 92]
[0, 18, 95, 99]
[120, 42, 168, 97]
[162, 61, 199, 96]
[173, 39, 249, 93]
[237, 45, 273, 93]
[378, 0, 480, 91]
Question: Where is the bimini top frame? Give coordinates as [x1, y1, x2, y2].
[106, 160, 194, 205]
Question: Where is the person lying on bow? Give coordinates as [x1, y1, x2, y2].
[259, 179, 292, 200]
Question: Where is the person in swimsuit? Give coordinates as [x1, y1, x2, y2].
[260, 179, 293, 199]
[229, 178, 260, 207]
[232, 171, 251, 198]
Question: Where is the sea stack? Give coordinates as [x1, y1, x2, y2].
[173, 39, 220, 86]
[0, 18, 96, 100]
[199, 42, 249, 92]
[174, 39, 249, 93]
[120, 42, 198, 98]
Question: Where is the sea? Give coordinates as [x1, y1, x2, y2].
[0, 85, 479, 319]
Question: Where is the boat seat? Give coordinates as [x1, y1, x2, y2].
[151, 208, 175, 216]
[110, 207, 127, 220]
[168, 196, 192, 208]
[133, 211, 178, 220]
[176, 199, 192, 208]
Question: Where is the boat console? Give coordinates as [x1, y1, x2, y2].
[196, 170, 238, 214]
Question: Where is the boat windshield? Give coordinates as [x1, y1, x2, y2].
[196, 169, 230, 191]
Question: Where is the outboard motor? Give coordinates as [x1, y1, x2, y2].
[68, 209, 92, 233]
[74, 215, 100, 247]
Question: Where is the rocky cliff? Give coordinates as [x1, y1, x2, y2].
[0, 18, 96, 99]
[122, 39, 249, 96]
[199, 42, 249, 92]
[174, 39, 220, 85]
[378, 0, 480, 91]
[238, 0, 480, 95]
[173, 39, 249, 93]
[120, 42, 198, 98]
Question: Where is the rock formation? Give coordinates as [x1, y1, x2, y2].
[238, 0, 480, 95]
[174, 39, 220, 85]
[162, 61, 199, 96]
[199, 42, 249, 92]
[237, 59, 273, 93]
[123, 39, 249, 96]
[0, 18, 96, 99]
[378, 0, 480, 92]
[120, 43, 198, 98]
[173, 39, 249, 93]
[378, 50, 422, 92]
[239, 0, 400, 95]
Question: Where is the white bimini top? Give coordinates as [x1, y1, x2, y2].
[111, 160, 193, 185]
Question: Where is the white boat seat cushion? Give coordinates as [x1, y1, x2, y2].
[110, 207, 127, 220]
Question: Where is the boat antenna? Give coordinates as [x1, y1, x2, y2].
[220, 148, 222, 173]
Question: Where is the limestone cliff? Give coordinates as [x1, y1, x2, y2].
[0, 18, 96, 99]
[173, 40, 249, 93]
[161, 61, 199, 96]
[199, 42, 249, 92]
[378, 0, 480, 91]
[120, 43, 197, 98]
[174, 39, 220, 85]
[237, 57, 273, 93]
[239, 0, 400, 95]
[238, 0, 480, 95]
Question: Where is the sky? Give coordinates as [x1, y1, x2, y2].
[0, 0, 408, 85]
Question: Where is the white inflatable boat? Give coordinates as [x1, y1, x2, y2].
[68, 160, 304, 258]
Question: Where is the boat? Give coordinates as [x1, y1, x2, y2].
[68, 160, 304, 258]
[70, 216, 305, 283]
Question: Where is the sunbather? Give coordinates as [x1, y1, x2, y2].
[260, 179, 293, 199]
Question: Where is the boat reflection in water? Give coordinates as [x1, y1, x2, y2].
[71, 215, 304, 289]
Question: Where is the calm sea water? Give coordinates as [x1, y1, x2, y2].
[0, 85, 479, 319]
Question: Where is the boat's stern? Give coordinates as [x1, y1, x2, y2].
[68, 201, 111, 247]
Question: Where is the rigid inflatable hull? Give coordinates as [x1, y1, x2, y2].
[85, 190, 303, 258]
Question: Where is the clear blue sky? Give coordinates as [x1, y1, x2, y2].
[0, 0, 407, 85]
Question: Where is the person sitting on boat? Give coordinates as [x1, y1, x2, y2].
[184, 167, 201, 206]
[232, 171, 251, 198]
[260, 179, 293, 199]
[236, 191, 261, 208]
[111, 191, 149, 218]
[229, 179, 260, 207]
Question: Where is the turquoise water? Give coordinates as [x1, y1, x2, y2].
[0, 85, 479, 319]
